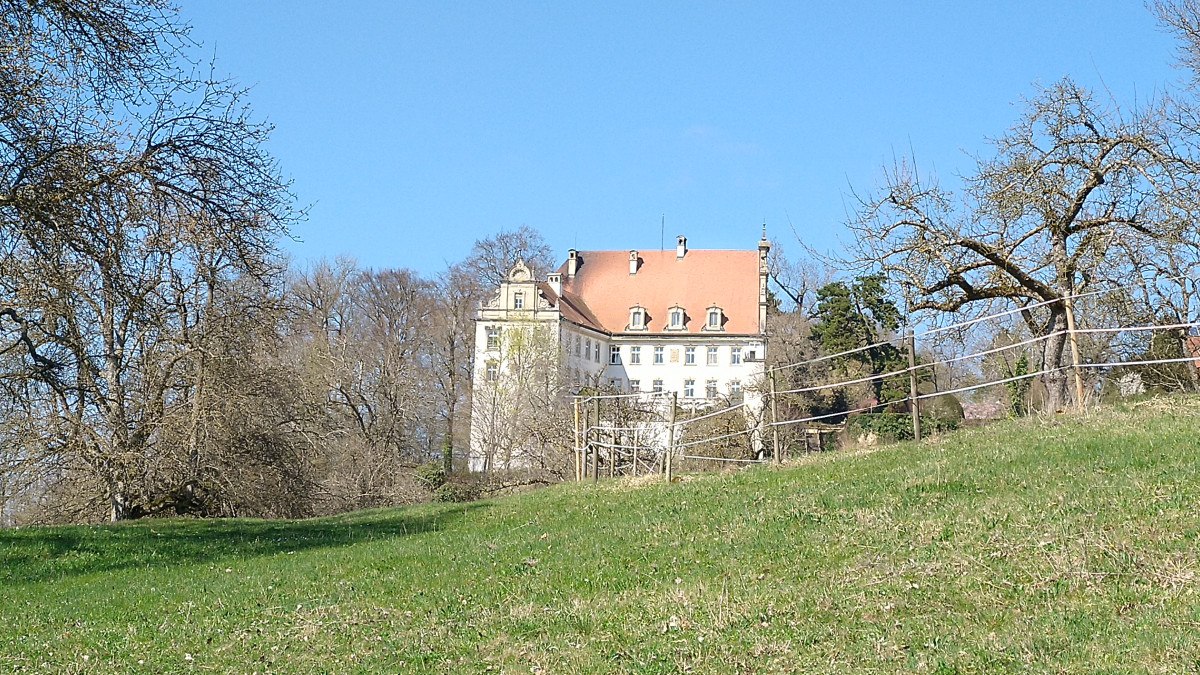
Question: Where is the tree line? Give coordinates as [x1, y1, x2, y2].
[0, 0, 568, 523]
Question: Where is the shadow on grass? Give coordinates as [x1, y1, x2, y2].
[0, 502, 486, 586]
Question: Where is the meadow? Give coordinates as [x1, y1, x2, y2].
[3, 398, 1199, 673]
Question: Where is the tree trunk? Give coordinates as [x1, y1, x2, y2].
[1041, 308, 1069, 412]
[109, 479, 130, 522]
[443, 399, 455, 475]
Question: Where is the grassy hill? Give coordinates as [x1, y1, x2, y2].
[3, 399, 1200, 673]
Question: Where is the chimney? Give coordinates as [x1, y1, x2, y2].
[676, 235, 687, 259]
[758, 226, 771, 333]
[629, 250, 638, 275]
[567, 249, 578, 278]
[547, 272, 562, 295]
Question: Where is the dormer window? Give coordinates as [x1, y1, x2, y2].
[667, 306, 686, 331]
[705, 305, 724, 331]
[513, 291, 525, 310]
[629, 305, 647, 331]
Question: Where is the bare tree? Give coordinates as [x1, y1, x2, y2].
[460, 225, 555, 289]
[766, 242, 834, 316]
[1157, 1, 1200, 86]
[470, 318, 573, 478]
[283, 261, 441, 513]
[429, 264, 479, 475]
[848, 79, 1200, 411]
[0, 1, 299, 519]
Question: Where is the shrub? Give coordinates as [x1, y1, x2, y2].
[848, 412, 959, 444]
[433, 481, 478, 503]
[922, 393, 965, 425]
[414, 463, 447, 490]
[1006, 354, 1032, 416]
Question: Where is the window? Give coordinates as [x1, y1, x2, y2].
[513, 292, 524, 310]
[706, 379, 718, 399]
[609, 378, 622, 391]
[730, 347, 742, 365]
[595, 343, 601, 363]
[629, 379, 641, 392]
[707, 346, 718, 365]
[630, 307, 645, 329]
[707, 308, 722, 329]
[485, 326, 500, 349]
[630, 346, 641, 364]
[652, 379, 663, 393]
[653, 346, 664, 364]
[684, 379, 695, 398]
[584, 339, 591, 361]
[685, 346, 696, 365]
[610, 345, 620, 365]
[485, 361, 499, 382]
[575, 335, 581, 357]
[669, 308, 684, 329]
[730, 380, 742, 397]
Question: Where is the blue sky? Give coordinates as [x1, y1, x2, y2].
[179, 1, 1183, 276]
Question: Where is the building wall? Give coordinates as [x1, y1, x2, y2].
[559, 325, 609, 387]
[470, 321, 767, 472]
[469, 265, 566, 472]
[600, 337, 766, 404]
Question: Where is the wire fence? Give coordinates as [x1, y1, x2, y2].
[570, 276, 1200, 483]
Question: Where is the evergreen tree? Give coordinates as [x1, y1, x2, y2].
[810, 274, 908, 405]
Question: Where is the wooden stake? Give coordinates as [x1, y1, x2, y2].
[608, 424, 615, 479]
[573, 398, 582, 482]
[769, 368, 781, 463]
[592, 395, 600, 483]
[632, 428, 639, 477]
[665, 392, 677, 483]
[908, 331, 922, 443]
[1063, 294, 1086, 412]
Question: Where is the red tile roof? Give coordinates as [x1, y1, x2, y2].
[549, 249, 761, 335]
[537, 281, 603, 329]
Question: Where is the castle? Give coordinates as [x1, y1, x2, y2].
[469, 233, 771, 472]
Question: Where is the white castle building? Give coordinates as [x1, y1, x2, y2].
[469, 233, 771, 472]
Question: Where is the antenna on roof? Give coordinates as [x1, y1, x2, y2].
[660, 213, 665, 252]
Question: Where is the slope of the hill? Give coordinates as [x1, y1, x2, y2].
[3, 398, 1200, 673]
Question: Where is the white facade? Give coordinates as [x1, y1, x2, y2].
[594, 339, 763, 400]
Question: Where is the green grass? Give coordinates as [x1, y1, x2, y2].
[4, 398, 1200, 673]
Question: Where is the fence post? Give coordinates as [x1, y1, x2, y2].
[1063, 294, 1086, 412]
[573, 397, 582, 482]
[592, 396, 600, 483]
[608, 424, 615, 479]
[632, 428, 639, 477]
[769, 368, 781, 463]
[907, 331, 922, 443]
[665, 392, 677, 483]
